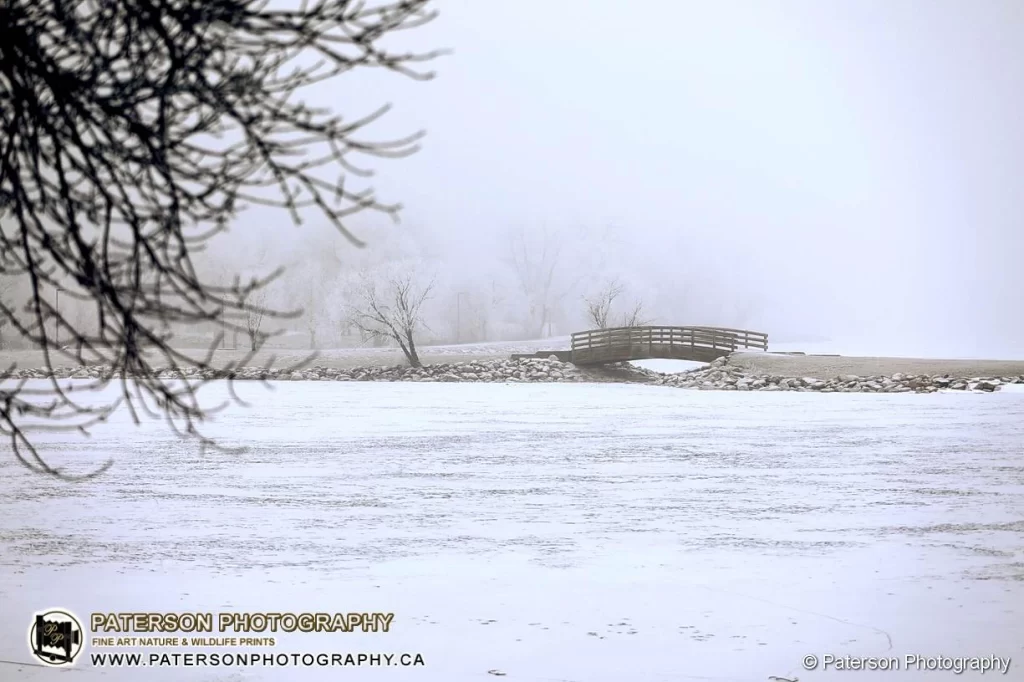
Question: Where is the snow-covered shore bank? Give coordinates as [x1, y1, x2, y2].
[5, 355, 1024, 393]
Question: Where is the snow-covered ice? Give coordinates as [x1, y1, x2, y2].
[1, 381, 1022, 681]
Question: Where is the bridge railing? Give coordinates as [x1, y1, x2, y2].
[570, 325, 768, 361]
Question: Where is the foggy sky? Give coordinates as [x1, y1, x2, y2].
[265, 0, 1024, 357]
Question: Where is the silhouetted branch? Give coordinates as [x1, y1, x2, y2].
[0, 0, 440, 477]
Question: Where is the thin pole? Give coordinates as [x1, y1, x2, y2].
[55, 287, 61, 347]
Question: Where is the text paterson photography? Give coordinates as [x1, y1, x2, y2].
[90, 612, 394, 635]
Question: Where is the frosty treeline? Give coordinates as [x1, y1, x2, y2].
[1, 220, 762, 355]
[0, 220, 764, 354]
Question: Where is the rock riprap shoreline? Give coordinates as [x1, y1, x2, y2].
[4, 355, 1023, 392]
[652, 357, 1022, 393]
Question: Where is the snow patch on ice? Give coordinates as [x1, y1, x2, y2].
[628, 358, 706, 374]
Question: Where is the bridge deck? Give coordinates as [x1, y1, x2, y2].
[569, 325, 768, 366]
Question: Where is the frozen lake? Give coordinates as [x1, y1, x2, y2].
[1, 381, 1023, 681]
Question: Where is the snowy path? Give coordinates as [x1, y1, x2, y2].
[1, 382, 1022, 681]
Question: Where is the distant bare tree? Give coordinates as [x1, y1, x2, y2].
[348, 269, 435, 367]
[583, 279, 624, 329]
[243, 290, 268, 353]
[484, 277, 511, 341]
[457, 292, 489, 343]
[0, 0, 442, 477]
[620, 300, 652, 327]
[583, 278, 650, 329]
[505, 227, 581, 337]
[0, 277, 12, 350]
[304, 304, 321, 350]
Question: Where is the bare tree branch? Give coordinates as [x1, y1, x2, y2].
[0, 0, 441, 477]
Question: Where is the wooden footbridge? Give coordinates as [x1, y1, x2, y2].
[512, 325, 769, 366]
